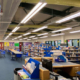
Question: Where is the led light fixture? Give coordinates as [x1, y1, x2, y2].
[29, 36, 35, 38]
[18, 36, 22, 38]
[37, 33, 48, 36]
[51, 33, 64, 37]
[23, 32, 31, 36]
[56, 11, 80, 23]
[70, 30, 80, 33]
[33, 38, 38, 39]
[19, 39, 22, 40]
[32, 26, 48, 32]
[14, 38, 17, 39]
[40, 36, 48, 38]
[23, 38, 27, 39]
[21, 2, 47, 24]
[27, 39, 31, 41]
[9, 33, 13, 36]
[52, 28, 72, 33]
[4, 36, 9, 40]
[12, 27, 20, 32]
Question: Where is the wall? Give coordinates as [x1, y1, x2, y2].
[32, 33, 80, 43]
[0, 33, 80, 43]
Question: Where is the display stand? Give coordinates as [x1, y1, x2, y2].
[21, 58, 40, 79]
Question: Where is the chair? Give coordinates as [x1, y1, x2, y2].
[1, 50, 6, 57]
[44, 53, 51, 57]
[11, 52, 17, 60]
[21, 51, 23, 54]
[76, 71, 80, 79]
[16, 54, 22, 60]
[23, 52, 29, 57]
[17, 49, 20, 51]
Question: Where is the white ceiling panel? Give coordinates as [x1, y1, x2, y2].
[46, 4, 70, 11]
[0, 23, 9, 31]
[0, 0, 21, 40]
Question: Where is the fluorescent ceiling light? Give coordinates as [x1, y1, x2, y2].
[37, 33, 48, 36]
[29, 36, 35, 38]
[32, 26, 48, 32]
[21, 2, 47, 24]
[4, 36, 9, 40]
[12, 27, 20, 32]
[9, 33, 13, 36]
[18, 36, 22, 38]
[56, 11, 80, 23]
[23, 38, 27, 39]
[70, 30, 80, 33]
[14, 38, 17, 39]
[40, 36, 48, 38]
[51, 33, 64, 37]
[52, 28, 72, 33]
[27, 39, 31, 41]
[23, 32, 31, 36]
[19, 39, 22, 40]
[33, 38, 38, 39]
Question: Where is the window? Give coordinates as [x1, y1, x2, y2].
[68, 40, 72, 46]
[52, 41, 54, 46]
[45, 41, 49, 44]
[58, 40, 61, 46]
[55, 41, 58, 46]
[73, 39, 78, 46]
[49, 41, 52, 45]
[79, 39, 80, 47]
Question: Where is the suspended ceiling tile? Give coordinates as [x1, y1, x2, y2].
[0, 31, 6, 35]
[0, 36, 4, 39]
[31, 13, 51, 22]
[64, 21, 80, 27]
[46, 4, 70, 11]
[0, 0, 21, 40]
[12, 7, 26, 23]
[0, 23, 9, 31]
[70, 7, 80, 12]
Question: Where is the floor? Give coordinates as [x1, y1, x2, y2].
[0, 52, 25, 80]
[0, 52, 79, 80]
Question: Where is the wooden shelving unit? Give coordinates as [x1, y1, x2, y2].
[63, 49, 80, 62]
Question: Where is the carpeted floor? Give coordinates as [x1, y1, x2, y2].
[0, 52, 25, 80]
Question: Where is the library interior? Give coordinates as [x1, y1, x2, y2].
[0, 0, 80, 80]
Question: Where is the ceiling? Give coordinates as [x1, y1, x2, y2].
[0, 0, 21, 39]
[0, 0, 80, 40]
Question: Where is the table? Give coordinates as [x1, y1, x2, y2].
[9, 49, 22, 60]
[9, 49, 22, 54]
[53, 62, 80, 77]
[25, 58, 71, 80]
[25, 57, 80, 77]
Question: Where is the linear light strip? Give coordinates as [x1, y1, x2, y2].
[23, 38, 27, 39]
[32, 26, 48, 32]
[33, 38, 38, 39]
[27, 39, 31, 41]
[70, 30, 80, 33]
[21, 2, 42, 23]
[23, 2, 47, 23]
[56, 11, 80, 23]
[29, 36, 35, 38]
[37, 33, 48, 36]
[9, 33, 13, 36]
[52, 28, 72, 33]
[12, 27, 20, 32]
[23, 32, 31, 36]
[51, 33, 64, 37]
[40, 36, 48, 38]
[18, 36, 22, 38]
